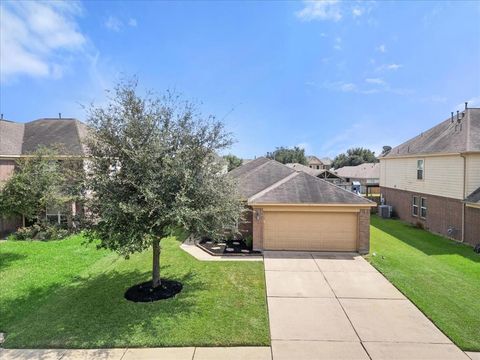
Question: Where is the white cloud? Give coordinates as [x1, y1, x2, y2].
[105, 16, 122, 32]
[333, 36, 342, 51]
[0, 1, 86, 83]
[365, 78, 385, 85]
[296, 0, 342, 22]
[376, 63, 403, 71]
[376, 44, 386, 53]
[352, 7, 364, 18]
[105, 15, 138, 32]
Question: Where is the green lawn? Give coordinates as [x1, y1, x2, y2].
[368, 216, 480, 351]
[0, 234, 269, 348]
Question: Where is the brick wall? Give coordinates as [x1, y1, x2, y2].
[358, 209, 370, 254]
[465, 206, 480, 246]
[381, 187, 463, 241]
[0, 160, 15, 183]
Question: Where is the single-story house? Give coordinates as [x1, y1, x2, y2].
[0, 117, 87, 236]
[228, 157, 375, 253]
[334, 163, 380, 194]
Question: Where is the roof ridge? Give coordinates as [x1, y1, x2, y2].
[247, 172, 299, 203]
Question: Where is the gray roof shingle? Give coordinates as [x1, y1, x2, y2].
[334, 163, 380, 179]
[0, 118, 88, 156]
[249, 172, 372, 205]
[465, 187, 480, 204]
[382, 108, 480, 158]
[228, 157, 296, 199]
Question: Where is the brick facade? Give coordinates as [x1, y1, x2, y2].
[465, 206, 480, 246]
[358, 209, 370, 254]
[381, 186, 479, 246]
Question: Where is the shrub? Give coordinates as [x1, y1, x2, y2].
[244, 235, 253, 249]
[12, 224, 71, 241]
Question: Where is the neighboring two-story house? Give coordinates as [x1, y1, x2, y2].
[0, 117, 88, 236]
[307, 156, 332, 170]
[379, 105, 480, 246]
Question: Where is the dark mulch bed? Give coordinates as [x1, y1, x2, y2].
[198, 238, 262, 256]
[124, 280, 182, 302]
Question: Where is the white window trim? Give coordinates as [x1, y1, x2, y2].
[420, 197, 427, 219]
[412, 196, 419, 216]
[417, 159, 424, 180]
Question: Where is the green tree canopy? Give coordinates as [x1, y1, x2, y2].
[266, 146, 307, 165]
[332, 147, 378, 169]
[84, 79, 244, 288]
[223, 154, 243, 171]
[0, 147, 84, 227]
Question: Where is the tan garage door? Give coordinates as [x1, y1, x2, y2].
[263, 211, 358, 251]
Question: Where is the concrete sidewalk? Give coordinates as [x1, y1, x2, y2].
[264, 250, 472, 360]
[0, 347, 272, 360]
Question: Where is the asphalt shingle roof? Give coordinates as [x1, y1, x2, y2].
[230, 157, 372, 205]
[228, 157, 296, 199]
[382, 108, 480, 158]
[334, 163, 380, 179]
[0, 118, 88, 156]
[249, 172, 372, 205]
[465, 187, 480, 204]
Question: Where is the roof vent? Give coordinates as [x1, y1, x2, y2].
[465, 102, 468, 110]
[0, 113, 3, 120]
[59, 112, 62, 119]
[451, 111, 454, 123]
[457, 110, 460, 123]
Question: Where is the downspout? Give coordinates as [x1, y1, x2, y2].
[460, 153, 466, 243]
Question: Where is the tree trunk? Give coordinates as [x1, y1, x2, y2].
[152, 238, 161, 288]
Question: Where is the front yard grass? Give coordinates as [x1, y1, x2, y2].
[0, 234, 269, 348]
[368, 215, 480, 351]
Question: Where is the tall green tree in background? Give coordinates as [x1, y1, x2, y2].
[223, 154, 243, 171]
[85, 79, 243, 289]
[0, 147, 85, 229]
[266, 146, 307, 165]
[332, 147, 378, 169]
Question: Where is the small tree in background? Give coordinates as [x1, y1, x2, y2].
[332, 147, 378, 169]
[0, 147, 84, 231]
[85, 79, 243, 297]
[223, 154, 243, 171]
[266, 146, 307, 164]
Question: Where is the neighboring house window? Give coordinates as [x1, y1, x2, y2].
[420, 197, 427, 218]
[412, 196, 418, 216]
[316, 165, 320, 169]
[417, 159, 424, 180]
[46, 205, 67, 225]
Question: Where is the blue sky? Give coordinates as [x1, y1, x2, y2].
[1, 1, 479, 159]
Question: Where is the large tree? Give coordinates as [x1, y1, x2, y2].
[332, 147, 378, 169]
[266, 146, 307, 165]
[223, 154, 243, 171]
[84, 80, 243, 290]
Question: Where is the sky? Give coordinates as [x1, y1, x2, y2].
[1, 0, 479, 159]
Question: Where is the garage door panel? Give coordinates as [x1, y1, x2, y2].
[263, 211, 358, 251]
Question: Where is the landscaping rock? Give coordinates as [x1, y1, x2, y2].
[0, 332, 4, 344]
[233, 241, 240, 245]
[226, 247, 234, 252]
[212, 246, 221, 250]
[241, 249, 250, 253]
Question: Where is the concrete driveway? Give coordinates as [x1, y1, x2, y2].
[264, 251, 470, 360]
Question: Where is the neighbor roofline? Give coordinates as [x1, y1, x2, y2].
[248, 202, 376, 208]
[380, 151, 480, 159]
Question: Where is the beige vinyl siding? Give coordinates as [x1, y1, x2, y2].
[263, 211, 358, 251]
[466, 153, 480, 196]
[381, 155, 464, 199]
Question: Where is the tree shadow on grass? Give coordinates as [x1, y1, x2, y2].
[2, 268, 206, 349]
[0, 252, 27, 271]
[372, 217, 480, 262]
